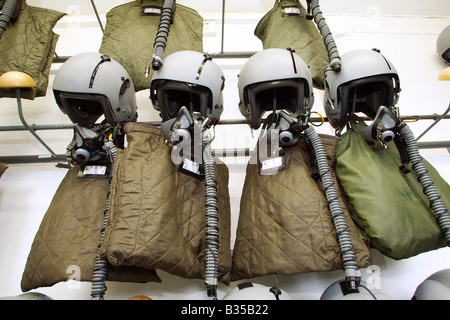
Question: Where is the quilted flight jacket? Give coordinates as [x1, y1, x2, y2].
[0, 0, 64, 99]
[100, 122, 233, 285]
[254, 0, 330, 89]
[21, 166, 160, 293]
[99, 0, 203, 92]
[231, 133, 371, 281]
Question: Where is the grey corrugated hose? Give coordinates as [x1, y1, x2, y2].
[0, 0, 19, 38]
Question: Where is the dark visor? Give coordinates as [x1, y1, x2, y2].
[245, 78, 306, 129]
[55, 91, 112, 126]
[339, 75, 399, 120]
[151, 80, 212, 121]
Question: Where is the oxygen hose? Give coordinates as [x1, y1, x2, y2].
[202, 131, 219, 299]
[91, 140, 117, 300]
[304, 126, 359, 288]
[0, 0, 18, 38]
[400, 124, 450, 245]
[148, 0, 175, 73]
[309, 0, 341, 72]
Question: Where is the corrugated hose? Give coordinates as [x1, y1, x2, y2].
[202, 130, 219, 299]
[305, 126, 359, 288]
[309, 0, 341, 72]
[90, 140, 117, 300]
[147, 0, 175, 74]
[400, 124, 450, 245]
[0, 0, 19, 38]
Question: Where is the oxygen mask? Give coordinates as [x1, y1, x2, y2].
[161, 106, 205, 179]
[362, 106, 410, 174]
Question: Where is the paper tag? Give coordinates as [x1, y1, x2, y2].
[259, 154, 286, 176]
[141, 6, 162, 15]
[83, 165, 107, 176]
[282, 6, 302, 16]
[182, 158, 200, 175]
[178, 158, 204, 180]
[261, 157, 283, 171]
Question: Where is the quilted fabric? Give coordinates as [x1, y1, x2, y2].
[254, 0, 330, 89]
[336, 120, 449, 260]
[99, 0, 203, 92]
[231, 134, 371, 281]
[21, 166, 160, 292]
[0, 162, 7, 177]
[0, 0, 64, 99]
[100, 123, 232, 284]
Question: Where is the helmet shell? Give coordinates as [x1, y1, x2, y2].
[222, 282, 292, 300]
[324, 49, 400, 130]
[320, 279, 394, 300]
[150, 50, 225, 122]
[437, 25, 450, 63]
[413, 269, 450, 300]
[238, 48, 314, 129]
[53, 52, 137, 126]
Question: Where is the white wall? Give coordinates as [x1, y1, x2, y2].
[0, 0, 449, 300]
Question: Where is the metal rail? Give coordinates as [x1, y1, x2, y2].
[1, 114, 449, 164]
[2, 114, 449, 132]
[2, 140, 448, 164]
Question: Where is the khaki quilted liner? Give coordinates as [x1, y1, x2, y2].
[100, 123, 232, 285]
[0, 1, 65, 99]
[255, 0, 330, 89]
[99, 0, 203, 92]
[21, 166, 160, 293]
[231, 134, 371, 281]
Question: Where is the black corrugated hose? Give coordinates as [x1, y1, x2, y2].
[147, 0, 175, 74]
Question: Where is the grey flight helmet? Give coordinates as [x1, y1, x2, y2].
[324, 49, 401, 131]
[53, 52, 137, 127]
[222, 282, 292, 300]
[238, 48, 314, 130]
[437, 25, 450, 63]
[150, 50, 225, 122]
[413, 269, 450, 300]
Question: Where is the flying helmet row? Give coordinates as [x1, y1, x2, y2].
[52, 48, 402, 139]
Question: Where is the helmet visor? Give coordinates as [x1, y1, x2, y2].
[443, 48, 450, 63]
[339, 75, 399, 119]
[55, 91, 112, 126]
[244, 78, 306, 129]
[151, 80, 212, 121]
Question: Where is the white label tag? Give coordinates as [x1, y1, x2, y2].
[282, 6, 301, 16]
[143, 7, 162, 15]
[83, 165, 107, 176]
[261, 157, 283, 171]
[182, 158, 200, 175]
